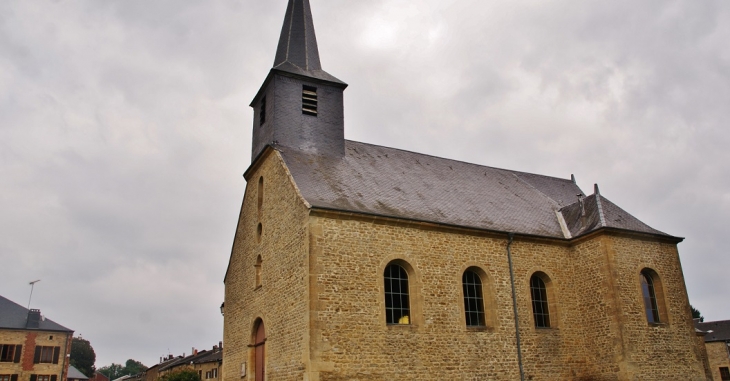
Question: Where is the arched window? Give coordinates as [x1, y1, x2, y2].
[255, 255, 263, 288]
[641, 270, 660, 323]
[384, 263, 410, 325]
[257, 177, 264, 216]
[530, 274, 551, 328]
[462, 269, 486, 327]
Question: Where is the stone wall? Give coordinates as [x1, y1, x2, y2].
[306, 214, 706, 381]
[222, 150, 707, 381]
[222, 149, 311, 381]
[706, 342, 730, 381]
[0, 329, 72, 381]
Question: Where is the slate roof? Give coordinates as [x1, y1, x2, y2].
[695, 320, 730, 342]
[0, 295, 72, 332]
[272, 0, 345, 85]
[278, 140, 676, 240]
[68, 366, 90, 380]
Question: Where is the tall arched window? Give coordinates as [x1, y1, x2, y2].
[462, 269, 486, 327]
[641, 270, 660, 323]
[530, 274, 551, 328]
[257, 177, 264, 216]
[384, 263, 410, 325]
[255, 255, 263, 288]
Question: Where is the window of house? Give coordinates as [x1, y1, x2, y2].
[1, 345, 21, 363]
[33, 346, 59, 364]
[1, 375, 18, 381]
[384, 263, 410, 325]
[211, 368, 217, 378]
[640, 271, 660, 323]
[30, 375, 55, 381]
[530, 274, 551, 328]
[198, 371, 202, 380]
[720, 367, 730, 381]
[462, 270, 486, 327]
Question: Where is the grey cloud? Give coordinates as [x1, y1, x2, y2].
[1, 0, 729, 367]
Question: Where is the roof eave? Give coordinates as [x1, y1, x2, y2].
[249, 68, 348, 107]
[308, 206, 684, 245]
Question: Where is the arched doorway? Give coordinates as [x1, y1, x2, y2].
[254, 320, 266, 380]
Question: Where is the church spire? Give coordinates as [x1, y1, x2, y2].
[249, 0, 347, 161]
[274, 0, 321, 72]
[269, 0, 345, 84]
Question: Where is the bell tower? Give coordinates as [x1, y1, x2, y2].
[250, 0, 347, 161]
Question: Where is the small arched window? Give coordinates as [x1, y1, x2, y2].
[384, 263, 410, 325]
[462, 269, 486, 327]
[530, 274, 551, 328]
[257, 177, 264, 216]
[640, 270, 660, 323]
[255, 255, 263, 288]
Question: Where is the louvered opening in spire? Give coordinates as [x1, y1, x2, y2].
[274, 0, 322, 72]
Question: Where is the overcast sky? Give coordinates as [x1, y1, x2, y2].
[1, 0, 729, 368]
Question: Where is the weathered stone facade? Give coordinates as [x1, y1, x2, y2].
[222, 151, 707, 380]
[0, 329, 72, 381]
[705, 342, 730, 381]
[222, 1, 708, 379]
[223, 150, 310, 381]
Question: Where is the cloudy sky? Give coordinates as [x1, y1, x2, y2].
[1, 0, 729, 368]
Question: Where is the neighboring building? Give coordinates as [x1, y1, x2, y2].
[65, 366, 88, 381]
[0, 295, 74, 381]
[190, 348, 221, 381]
[152, 345, 222, 381]
[696, 320, 730, 380]
[222, 0, 709, 380]
[87, 372, 108, 381]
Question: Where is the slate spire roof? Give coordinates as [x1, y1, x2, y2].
[271, 0, 345, 85]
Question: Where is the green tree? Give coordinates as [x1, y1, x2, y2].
[124, 359, 147, 376]
[98, 360, 148, 379]
[159, 369, 200, 381]
[691, 304, 705, 322]
[98, 364, 125, 380]
[69, 337, 96, 377]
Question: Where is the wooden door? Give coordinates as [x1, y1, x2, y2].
[254, 321, 266, 381]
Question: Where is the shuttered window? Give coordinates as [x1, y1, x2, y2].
[33, 347, 59, 364]
[0, 345, 22, 363]
[302, 85, 318, 116]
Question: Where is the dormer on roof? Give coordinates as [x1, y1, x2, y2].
[250, 0, 347, 162]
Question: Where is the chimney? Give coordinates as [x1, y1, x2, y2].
[219, 341, 223, 350]
[26, 309, 41, 328]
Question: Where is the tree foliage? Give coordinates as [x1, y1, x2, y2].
[124, 359, 147, 376]
[98, 360, 148, 380]
[159, 369, 200, 381]
[691, 304, 705, 322]
[70, 337, 96, 378]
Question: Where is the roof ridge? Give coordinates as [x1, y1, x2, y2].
[511, 172, 562, 210]
[594, 185, 607, 228]
[344, 140, 574, 183]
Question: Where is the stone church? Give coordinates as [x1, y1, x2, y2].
[222, 1, 708, 380]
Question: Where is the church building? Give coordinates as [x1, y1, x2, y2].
[222, 1, 708, 380]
